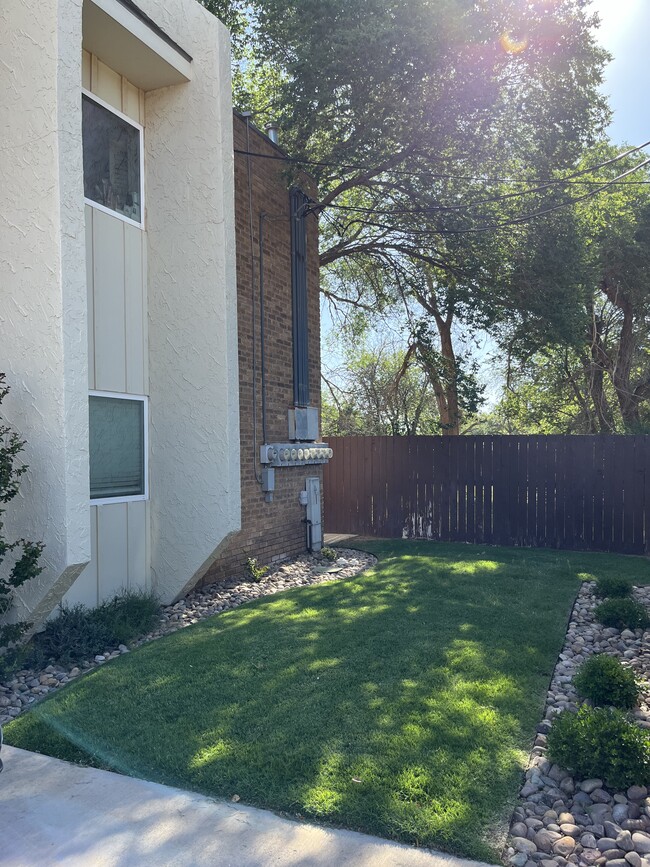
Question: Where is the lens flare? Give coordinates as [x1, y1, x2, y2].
[499, 32, 529, 54]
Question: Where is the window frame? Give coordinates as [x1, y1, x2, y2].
[89, 390, 149, 506]
[82, 88, 145, 230]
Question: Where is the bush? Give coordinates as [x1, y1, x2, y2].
[547, 706, 650, 791]
[574, 654, 639, 709]
[321, 546, 337, 561]
[594, 576, 633, 599]
[31, 589, 160, 666]
[245, 558, 268, 582]
[0, 373, 45, 650]
[595, 598, 649, 631]
[31, 603, 113, 666]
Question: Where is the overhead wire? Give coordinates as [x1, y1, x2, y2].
[234, 139, 650, 188]
[330, 157, 650, 236]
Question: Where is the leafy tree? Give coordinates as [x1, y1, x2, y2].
[0, 374, 44, 651]
[322, 339, 440, 436]
[495, 144, 650, 433]
[201, 0, 610, 434]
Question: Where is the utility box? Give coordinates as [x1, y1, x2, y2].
[306, 476, 322, 552]
[288, 406, 319, 441]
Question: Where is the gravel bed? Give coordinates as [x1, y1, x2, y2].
[0, 548, 376, 726]
[504, 583, 650, 867]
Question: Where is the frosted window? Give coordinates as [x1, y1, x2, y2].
[83, 95, 142, 223]
[89, 396, 145, 499]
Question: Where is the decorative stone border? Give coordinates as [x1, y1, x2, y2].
[504, 583, 650, 867]
[0, 548, 376, 726]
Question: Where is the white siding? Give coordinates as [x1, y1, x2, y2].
[66, 60, 149, 608]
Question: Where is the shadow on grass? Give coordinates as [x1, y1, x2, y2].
[6, 541, 648, 861]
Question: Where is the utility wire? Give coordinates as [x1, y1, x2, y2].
[234, 139, 650, 188]
[337, 158, 650, 236]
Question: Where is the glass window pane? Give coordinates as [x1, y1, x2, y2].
[83, 95, 142, 223]
[89, 396, 145, 499]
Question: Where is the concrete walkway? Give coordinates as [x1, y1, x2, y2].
[1, 746, 491, 867]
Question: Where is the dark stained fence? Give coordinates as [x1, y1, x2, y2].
[323, 435, 650, 554]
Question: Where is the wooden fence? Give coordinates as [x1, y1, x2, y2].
[323, 435, 650, 554]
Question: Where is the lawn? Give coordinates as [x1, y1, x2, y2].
[5, 541, 649, 861]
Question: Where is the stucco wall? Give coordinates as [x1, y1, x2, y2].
[1, 0, 239, 627]
[139, 0, 241, 602]
[0, 0, 90, 627]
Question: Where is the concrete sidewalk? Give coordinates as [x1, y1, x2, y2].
[1, 746, 492, 867]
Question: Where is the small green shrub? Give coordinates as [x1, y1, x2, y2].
[321, 547, 337, 561]
[574, 654, 639, 709]
[96, 590, 160, 645]
[31, 604, 113, 666]
[245, 557, 268, 582]
[31, 589, 160, 666]
[547, 706, 650, 791]
[595, 598, 649, 631]
[595, 576, 633, 599]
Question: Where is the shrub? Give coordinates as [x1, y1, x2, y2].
[31, 589, 159, 666]
[574, 654, 639, 709]
[0, 374, 44, 651]
[245, 557, 268, 582]
[321, 546, 337, 561]
[31, 604, 113, 666]
[594, 576, 633, 599]
[95, 589, 160, 645]
[595, 598, 649, 631]
[547, 706, 650, 791]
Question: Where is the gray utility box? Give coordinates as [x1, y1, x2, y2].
[288, 406, 319, 442]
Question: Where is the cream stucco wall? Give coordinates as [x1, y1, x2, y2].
[0, 0, 91, 628]
[140, 0, 241, 601]
[1, 0, 240, 626]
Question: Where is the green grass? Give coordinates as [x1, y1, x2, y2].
[5, 541, 649, 861]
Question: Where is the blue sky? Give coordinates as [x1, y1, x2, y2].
[591, 0, 650, 144]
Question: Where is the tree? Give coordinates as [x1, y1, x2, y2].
[0, 374, 44, 651]
[322, 338, 440, 436]
[202, 0, 610, 433]
[495, 144, 650, 433]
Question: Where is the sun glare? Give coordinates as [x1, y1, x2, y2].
[499, 32, 529, 55]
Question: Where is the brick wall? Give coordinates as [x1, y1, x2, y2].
[200, 113, 322, 585]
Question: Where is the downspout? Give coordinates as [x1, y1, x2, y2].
[243, 113, 262, 484]
[259, 212, 268, 445]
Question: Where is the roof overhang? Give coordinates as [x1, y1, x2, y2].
[83, 0, 192, 91]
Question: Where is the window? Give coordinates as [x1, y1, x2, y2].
[290, 188, 310, 407]
[82, 92, 143, 225]
[89, 393, 147, 502]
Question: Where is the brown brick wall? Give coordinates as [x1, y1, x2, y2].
[200, 113, 322, 585]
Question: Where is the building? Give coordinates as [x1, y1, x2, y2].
[0, 0, 327, 634]
[202, 113, 326, 586]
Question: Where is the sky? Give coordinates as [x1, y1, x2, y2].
[590, 0, 650, 144]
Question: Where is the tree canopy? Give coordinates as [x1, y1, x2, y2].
[200, 0, 633, 435]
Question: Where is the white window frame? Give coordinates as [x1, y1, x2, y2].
[82, 88, 145, 230]
[89, 390, 149, 506]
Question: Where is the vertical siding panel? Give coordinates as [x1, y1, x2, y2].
[127, 500, 148, 590]
[94, 59, 122, 110]
[82, 50, 91, 90]
[90, 54, 99, 92]
[93, 211, 127, 392]
[97, 504, 129, 601]
[122, 79, 141, 123]
[124, 225, 145, 394]
[85, 205, 95, 390]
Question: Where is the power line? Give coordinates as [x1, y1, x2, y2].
[338, 158, 650, 236]
[234, 139, 650, 188]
